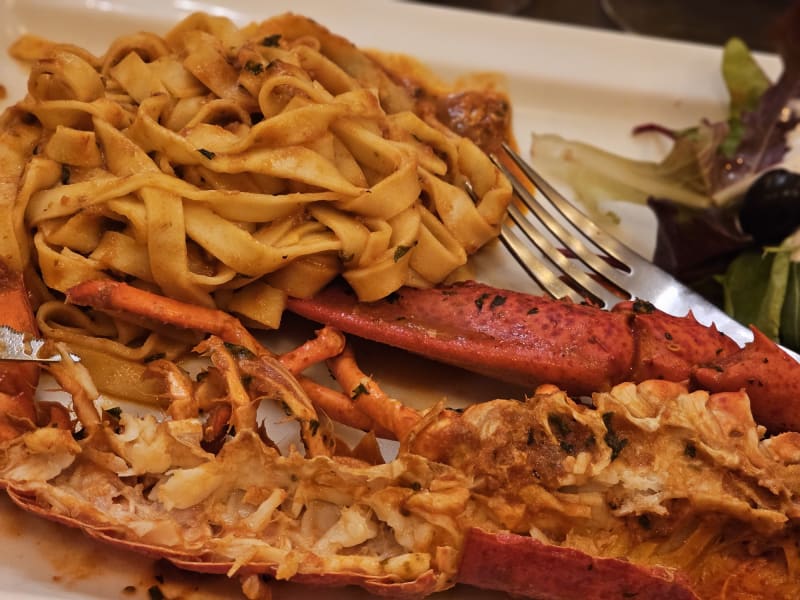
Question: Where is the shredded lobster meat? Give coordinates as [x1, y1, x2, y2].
[413, 381, 800, 591]
[0, 345, 479, 597]
[0, 335, 798, 598]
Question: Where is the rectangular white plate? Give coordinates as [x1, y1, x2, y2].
[0, 1, 783, 598]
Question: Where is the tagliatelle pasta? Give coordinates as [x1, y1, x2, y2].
[1, 12, 511, 347]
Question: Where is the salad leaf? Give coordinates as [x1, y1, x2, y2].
[528, 131, 715, 215]
[782, 261, 800, 348]
[719, 37, 771, 156]
[531, 34, 791, 215]
[718, 249, 790, 340]
[723, 38, 772, 118]
[649, 198, 750, 286]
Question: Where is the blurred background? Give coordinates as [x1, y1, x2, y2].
[413, 0, 792, 53]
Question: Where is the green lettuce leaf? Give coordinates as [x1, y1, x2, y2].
[720, 37, 771, 157]
[781, 262, 800, 348]
[718, 249, 790, 340]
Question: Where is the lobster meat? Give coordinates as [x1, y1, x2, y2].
[0, 276, 797, 598]
[286, 279, 800, 433]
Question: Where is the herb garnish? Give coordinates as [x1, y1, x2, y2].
[104, 407, 122, 419]
[490, 294, 506, 309]
[632, 299, 655, 314]
[684, 442, 697, 458]
[148, 586, 165, 600]
[393, 245, 411, 262]
[262, 34, 281, 46]
[351, 382, 369, 399]
[244, 60, 264, 75]
[602, 412, 628, 461]
[475, 293, 490, 311]
[224, 342, 255, 360]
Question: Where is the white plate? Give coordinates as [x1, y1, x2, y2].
[0, 1, 783, 598]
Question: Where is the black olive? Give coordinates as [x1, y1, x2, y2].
[739, 168, 800, 245]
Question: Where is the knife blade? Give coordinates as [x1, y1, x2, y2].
[0, 326, 80, 363]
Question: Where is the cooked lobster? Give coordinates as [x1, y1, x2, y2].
[0, 275, 797, 598]
[286, 279, 800, 433]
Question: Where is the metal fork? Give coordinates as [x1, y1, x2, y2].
[490, 142, 756, 348]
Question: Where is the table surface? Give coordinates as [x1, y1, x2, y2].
[414, 0, 792, 53]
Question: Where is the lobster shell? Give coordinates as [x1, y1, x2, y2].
[287, 279, 800, 432]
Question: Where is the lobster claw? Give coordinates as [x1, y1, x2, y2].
[287, 279, 800, 434]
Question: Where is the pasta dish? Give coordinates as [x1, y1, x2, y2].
[1, 10, 510, 373]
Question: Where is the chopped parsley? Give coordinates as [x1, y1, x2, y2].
[224, 342, 255, 360]
[632, 299, 655, 314]
[475, 292, 490, 311]
[262, 34, 281, 47]
[394, 245, 412, 262]
[148, 585, 165, 600]
[490, 294, 506, 309]
[684, 442, 697, 458]
[104, 406, 122, 419]
[547, 413, 571, 438]
[351, 382, 369, 399]
[602, 412, 628, 461]
[244, 60, 264, 75]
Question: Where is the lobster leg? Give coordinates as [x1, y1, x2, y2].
[66, 279, 264, 355]
[66, 280, 366, 455]
[327, 342, 422, 440]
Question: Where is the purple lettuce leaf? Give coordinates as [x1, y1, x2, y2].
[710, 3, 800, 193]
[650, 5, 800, 297]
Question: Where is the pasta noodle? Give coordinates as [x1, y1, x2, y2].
[2, 12, 511, 333]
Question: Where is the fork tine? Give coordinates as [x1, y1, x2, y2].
[498, 144, 642, 298]
[499, 223, 584, 303]
[504, 199, 623, 307]
[492, 157, 624, 307]
[500, 143, 654, 290]
[466, 177, 591, 302]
